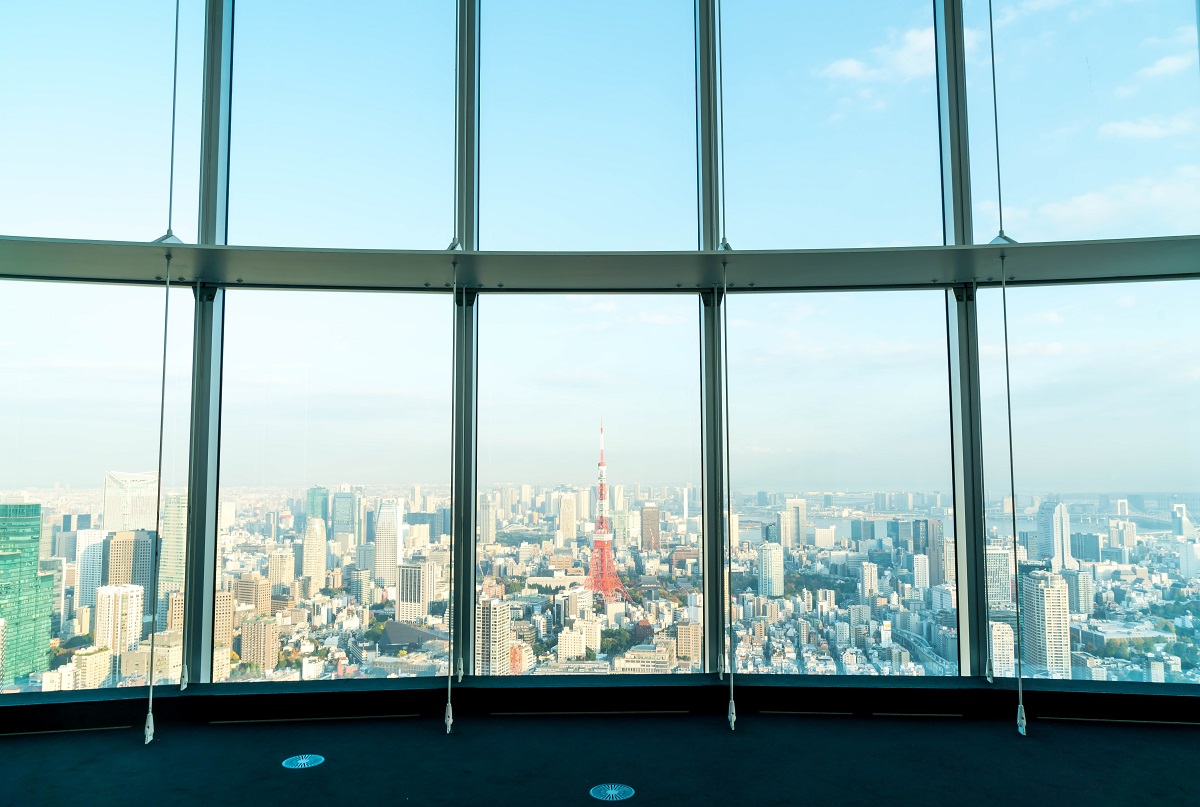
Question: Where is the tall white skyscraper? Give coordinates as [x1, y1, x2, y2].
[860, 561, 879, 600]
[396, 562, 433, 622]
[1036, 501, 1076, 572]
[157, 493, 187, 623]
[95, 584, 145, 677]
[479, 498, 497, 544]
[758, 542, 784, 597]
[989, 621, 1016, 678]
[985, 544, 1013, 608]
[475, 597, 512, 676]
[75, 529, 109, 609]
[302, 518, 327, 581]
[913, 554, 930, 589]
[374, 499, 405, 587]
[558, 495, 577, 548]
[1020, 570, 1071, 679]
[102, 471, 158, 531]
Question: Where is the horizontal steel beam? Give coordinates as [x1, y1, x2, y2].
[1, 234, 1199, 292]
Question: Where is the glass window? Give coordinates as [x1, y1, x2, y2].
[725, 291, 958, 676]
[476, 294, 703, 674]
[966, 0, 1200, 242]
[720, 1, 943, 248]
[0, 2, 205, 242]
[979, 280, 1200, 682]
[216, 290, 451, 683]
[479, 1, 698, 249]
[228, 2, 455, 248]
[0, 280, 193, 693]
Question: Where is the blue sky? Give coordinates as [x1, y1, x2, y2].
[0, 1, 1197, 493]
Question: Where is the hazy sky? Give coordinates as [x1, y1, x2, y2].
[0, 1, 1197, 494]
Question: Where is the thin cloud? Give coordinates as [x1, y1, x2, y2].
[1100, 112, 1196, 140]
[1036, 166, 1200, 239]
[817, 27, 935, 85]
[1137, 53, 1198, 78]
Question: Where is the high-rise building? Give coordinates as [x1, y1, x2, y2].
[913, 554, 929, 589]
[331, 490, 363, 545]
[479, 498, 497, 544]
[1061, 568, 1096, 615]
[860, 561, 879, 601]
[213, 589, 234, 655]
[306, 486, 330, 538]
[475, 598, 511, 675]
[985, 544, 1013, 608]
[924, 521, 951, 586]
[102, 471, 158, 531]
[640, 504, 660, 552]
[302, 518, 327, 581]
[157, 493, 187, 623]
[989, 621, 1016, 678]
[74, 646, 113, 690]
[396, 562, 433, 622]
[0, 504, 54, 685]
[241, 616, 279, 674]
[558, 495, 578, 547]
[374, 499, 404, 587]
[1020, 569, 1071, 679]
[94, 584, 144, 677]
[74, 528, 109, 609]
[676, 621, 702, 667]
[1036, 502, 1076, 572]
[234, 574, 272, 617]
[107, 530, 156, 615]
[758, 542, 784, 598]
[267, 551, 295, 595]
[781, 498, 806, 548]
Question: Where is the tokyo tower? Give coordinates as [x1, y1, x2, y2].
[585, 423, 630, 604]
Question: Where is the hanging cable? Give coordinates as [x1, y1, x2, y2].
[715, 0, 730, 251]
[987, 0, 1015, 245]
[720, 264, 735, 731]
[999, 255, 1027, 736]
[155, 0, 183, 245]
[445, 264, 459, 734]
[145, 260, 173, 745]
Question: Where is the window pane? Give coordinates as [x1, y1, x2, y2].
[726, 291, 958, 676]
[480, 1, 698, 249]
[216, 291, 451, 683]
[476, 295, 703, 674]
[721, 2, 943, 248]
[980, 281, 1200, 683]
[0, 280, 193, 693]
[228, 2, 455, 248]
[967, 0, 1200, 242]
[0, 2, 205, 242]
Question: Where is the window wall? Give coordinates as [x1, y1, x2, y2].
[979, 279, 1200, 683]
[726, 291, 958, 676]
[475, 294, 703, 674]
[0, 279, 193, 693]
[216, 290, 451, 684]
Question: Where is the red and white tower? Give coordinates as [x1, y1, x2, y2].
[586, 423, 628, 603]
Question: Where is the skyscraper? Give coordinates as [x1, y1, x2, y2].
[558, 495, 577, 547]
[860, 561, 879, 601]
[94, 584, 144, 678]
[302, 517, 327, 581]
[74, 528, 109, 609]
[0, 504, 53, 685]
[157, 493, 187, 624]
[306, 486, 330, 539]
[989, 621, 1016, 678]
[102, 471, 158, 531]
[267, 550, 295, 595]
[781, 498, 806, 548]
[479, 498, 497, 544]
[331, 489, 363, 545]
[475, 597, 512, 676]
[396, 562, 433, 622]
[1036, 501, 1076, 572]
[758, 542, 784, 597]
[1061, 568, 1096, 615]
[107, 530, 156, 616]
[241, 616, 279, 675]
[640, 503, 660, 552]
[1020, 569, 1071, 679]
[985, 544, 1014, 608]
[913, 554, 930, 590]
[373, 500, 404, 587]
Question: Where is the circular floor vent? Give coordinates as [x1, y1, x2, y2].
[282, 754, 325, 769]
[590, 783, 635, 801]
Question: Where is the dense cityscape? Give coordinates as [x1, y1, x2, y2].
[3, 453, 1200, 690]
